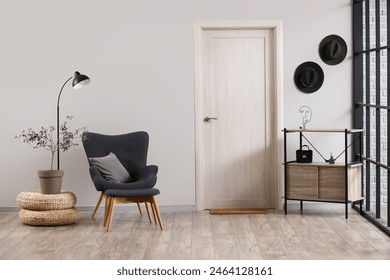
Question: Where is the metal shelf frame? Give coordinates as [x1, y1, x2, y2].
[283, 128, 364, 219]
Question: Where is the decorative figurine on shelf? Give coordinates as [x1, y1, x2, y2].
[329, 152, 335, 164]
[299, 105, 312, 129]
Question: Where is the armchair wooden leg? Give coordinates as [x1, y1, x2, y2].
[103, 195, 111, 227]
[137, 203, 143, 215]
[145, 202, 152, 223]
[107, 197, 116, 232]
[151, 196, 164, 230]
[150, 202, 158, 224]
[92, 192, 104, 218]
[102, 195, 162, 231]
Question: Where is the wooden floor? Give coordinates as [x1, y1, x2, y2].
[0, 207, 389, 260]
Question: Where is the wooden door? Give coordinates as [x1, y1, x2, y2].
[200, 28, 276, 209]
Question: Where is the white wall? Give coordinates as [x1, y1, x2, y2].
[0, 0, 352, 208]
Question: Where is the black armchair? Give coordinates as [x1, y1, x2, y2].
[82, 131, 163, 230]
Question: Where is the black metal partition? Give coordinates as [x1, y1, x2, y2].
[353, 0, 390, 236]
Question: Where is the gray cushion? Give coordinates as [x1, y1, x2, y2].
[89, 152, 131, 183]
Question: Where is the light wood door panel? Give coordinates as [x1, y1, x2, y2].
[203, 29, 275, 209]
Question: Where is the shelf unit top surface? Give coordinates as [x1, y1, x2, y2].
[286, 162, 363, 167]
[284, 128, 364, 133]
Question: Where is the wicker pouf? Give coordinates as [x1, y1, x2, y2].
[16, 190, 78, 226]
[19, 208, 79, 226]
[16, 190, 76, 211]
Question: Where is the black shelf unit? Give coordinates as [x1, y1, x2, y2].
[283, 128, 364, 219]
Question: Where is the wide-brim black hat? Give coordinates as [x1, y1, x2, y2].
[319, 34, 347, 65]
[294, 61, 324, 93]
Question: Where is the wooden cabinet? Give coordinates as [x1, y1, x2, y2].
[287, 163, 362, 202]
[283, 128, 364, 218]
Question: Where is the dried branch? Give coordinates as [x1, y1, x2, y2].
[15, 116, 88, 170]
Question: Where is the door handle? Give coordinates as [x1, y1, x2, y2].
[204, 117, 218, 122]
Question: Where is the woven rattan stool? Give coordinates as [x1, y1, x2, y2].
[19, 208, 78, 226]
[16, 190, 78, 226]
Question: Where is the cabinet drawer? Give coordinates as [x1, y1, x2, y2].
[286, 163, 362, 202]
[287, 166, 318, 199]
[318, 167, 345, 200]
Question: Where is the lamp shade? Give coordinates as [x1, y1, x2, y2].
[72, 71, 90, 89]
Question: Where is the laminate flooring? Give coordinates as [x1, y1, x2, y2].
[0, 207, 389, 260]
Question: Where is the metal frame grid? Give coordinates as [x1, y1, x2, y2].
[353, 0, 390, 236]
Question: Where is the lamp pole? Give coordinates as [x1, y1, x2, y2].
[56, 76, 74, 170]
[56, 71, 90, 170]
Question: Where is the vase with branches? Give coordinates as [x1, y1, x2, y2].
[15, 116, 87, 194]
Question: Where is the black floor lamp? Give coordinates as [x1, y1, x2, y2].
[56, 71, 90, 170]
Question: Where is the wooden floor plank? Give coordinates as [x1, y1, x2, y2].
[0, 226, 53, 259]
[191, 211, 215, 259]
[283, 210, 334, 259]
[302, 209, 361, 259]
[0, 208, 389, 260]
[71, 230, 110, 260]
[0, 212, 17, 226]
[143, 211, 175, 260]
[248, 213, 288, 259]
[211, 214, 240, 259]
[319, 209, 386, 259]
[229, 214, 263, 259]
[166, 211, 192, 260]
[332, 209, 390, 258]
[266, 210, 312, 260]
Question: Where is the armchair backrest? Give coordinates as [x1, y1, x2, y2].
[82, 131, 149, 174]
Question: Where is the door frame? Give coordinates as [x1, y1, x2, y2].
[194, 21, 284, 210]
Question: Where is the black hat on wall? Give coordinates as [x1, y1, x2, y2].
[294, 61, 324, 94]
[319, 34, 347, 65]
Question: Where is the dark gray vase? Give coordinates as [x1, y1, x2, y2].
[37, 170, 64, 194]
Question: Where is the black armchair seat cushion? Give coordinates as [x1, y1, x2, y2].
[88, 165, 157, 191]
[105, 188, 160, 198]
